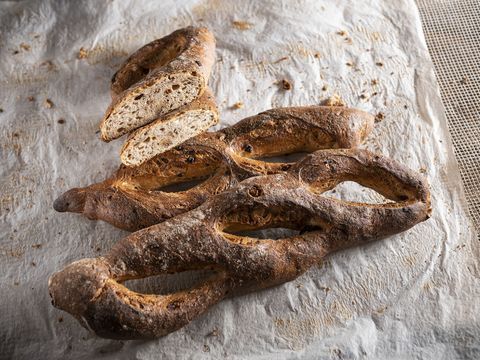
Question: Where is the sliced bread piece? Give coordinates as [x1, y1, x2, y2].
[120, 88, 218, 166]
[100, 26, 215, 142]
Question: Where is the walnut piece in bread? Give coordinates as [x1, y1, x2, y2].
[100, 26, 215, 142]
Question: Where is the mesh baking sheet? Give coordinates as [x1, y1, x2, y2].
[417, 0, 480, 232]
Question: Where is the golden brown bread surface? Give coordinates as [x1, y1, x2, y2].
[54, 106, 375, 231]
[49, 148, 431, 339]
[100, 26, 215, 142]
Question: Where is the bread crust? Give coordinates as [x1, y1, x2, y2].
[49, 148, 431, 339]
[54, 106, 375, 231]
[120, 88, 219, 166]
[100, 26, 216, 142]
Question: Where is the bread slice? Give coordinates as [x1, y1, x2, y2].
[100, 26, 215, 142]
[120, 88, 218, 166]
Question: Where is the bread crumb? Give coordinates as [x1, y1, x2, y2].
[20, 43, 31, 51]
[27, 96, 35, 102]
[232, 21, 252, 30]
[77, 47, 89, 59]
[203, 345, 210, 352]
[280, 79, 292, 90]
[360, 93, 369, 100]
[57, 119, 65, 124]
[208, 328, 219, 337]
[31, 262, 36, 267]
[58, 317, 63, 323]
[44, 99, 54, 108]
[31, 244, 42, 249]
[419, 167, 427, 174]
[0, 108, 3, 113]
[231, 102, 244, 110]
[375, 112, 385, 123]
[344, 37, 353, 44]
[322, 85, 328, 91]
[460, 76, 469, 85]
[346, 61, 353, 67]
[337, 30, 347, 36]
[371, 79, 379, 86]
[375, 61, 384, 67]
[13, 281, 20, 286]
[40, 60, 56, 72]
[274, 56, 289, 63]
[324, 94, 345, 107]
[314, 52, 321, 58]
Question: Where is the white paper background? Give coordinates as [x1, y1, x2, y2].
[0, 0, 478, 359]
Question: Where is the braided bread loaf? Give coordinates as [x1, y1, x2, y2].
[49, 148, 431, 339]
[53, 106, 374, 231]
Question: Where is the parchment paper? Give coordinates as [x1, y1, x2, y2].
[0, 0, 478, 359]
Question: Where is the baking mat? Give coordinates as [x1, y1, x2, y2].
[0, 0, 479, 359]
[417, 0, 480, 235]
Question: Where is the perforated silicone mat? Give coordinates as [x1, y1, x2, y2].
[417, 0, 480, 232]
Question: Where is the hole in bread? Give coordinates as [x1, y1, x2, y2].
[323, 181, 394, 204]
[134, 94, 144, 100]
[219, 205, 328, 244]
[155, 177, 208, 193]
[223, 227, 301, 240]
[255, 152, 310, 164]
[172, 84, 180, 90]
[123, 268, 220, 296]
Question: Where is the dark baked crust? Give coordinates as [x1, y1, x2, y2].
[49, 148, 431, 339]
[54, 106, 375, 231]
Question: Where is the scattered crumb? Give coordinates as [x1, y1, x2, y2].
[31, 262, 36, 267]
[20, 43, 31, 51]
[404, 104, 408, 109]
[371, 79, 379, 86]
[27, 96, 35, 102]
[337, 30, 347, 36]
[231, 102, 244, 110]
[57, 119, 65, 124]
[375, 112, 385, 123]
[232, 21, 252, 30]
[324, 94, 345, 107]
[40, 60, 56, 71]
[419, 167, 427, 174]
[376, 61, 384, 67]
[344, 37, 353, 44]
[58, 317, 63, 323]
[203, 345, 210, 352]
[12, 50, 19, 55]
[346, 61, 353, 67]
[296, 283, 303, 288]
[96, 247, 101, 252]
[208, 328, 219, 337]
[13, 281, 20, 286]
[360, 93, 369, 100]
[372, 91, 378, 96]
[274, 56, 289, 64]
[322, 85, 328, 91]
[314, 52, 321, 58]
[77, 47, 89, 59]
[31, 244, 42, 249]
[274, 318, 285, 326]
[0, 108, 3, 113]
[460, 76, 469, 85]
[44, 99, 54, 108]
[280, 79, 292, 90]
